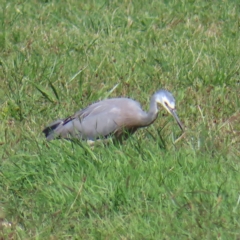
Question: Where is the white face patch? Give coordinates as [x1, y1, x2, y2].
[168, 101, 175, 109]
[162, 96, 175, 109]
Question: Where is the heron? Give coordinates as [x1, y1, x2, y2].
[42, 89, 184, 142]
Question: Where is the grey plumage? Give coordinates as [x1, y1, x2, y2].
[42, 89, 184, 141]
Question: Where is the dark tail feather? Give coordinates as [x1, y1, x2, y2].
[42, 119, 63, 140]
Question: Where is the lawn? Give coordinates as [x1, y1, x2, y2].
[0, 0, 240, 239]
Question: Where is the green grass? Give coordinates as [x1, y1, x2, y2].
[0, 0, 240, 239]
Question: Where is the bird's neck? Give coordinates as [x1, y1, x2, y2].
[141, 95, 159, 126]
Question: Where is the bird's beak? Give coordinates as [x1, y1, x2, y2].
[170, 109, 184, 131]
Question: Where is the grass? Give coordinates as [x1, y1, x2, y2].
[0, 0, 240, 239]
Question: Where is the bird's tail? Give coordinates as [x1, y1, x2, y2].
[42, 119, 64, 141]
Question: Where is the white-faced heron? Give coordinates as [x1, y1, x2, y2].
[43, 89, 184, 141]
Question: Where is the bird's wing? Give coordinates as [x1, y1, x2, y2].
[44, 98, 144, 140]
[67, 98, 143, 138]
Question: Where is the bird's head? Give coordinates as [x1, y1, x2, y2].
[155, 89, 184, 131]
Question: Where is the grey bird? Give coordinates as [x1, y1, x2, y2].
[42, 89, 184, 142]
